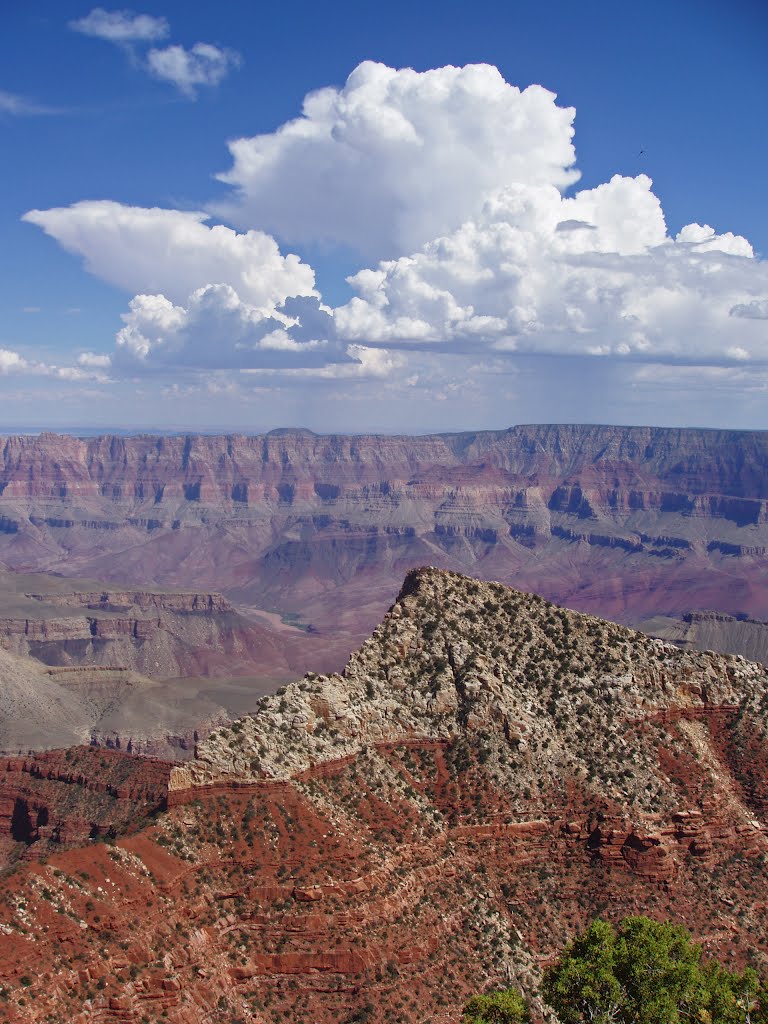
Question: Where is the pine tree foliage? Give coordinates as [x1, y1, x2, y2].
[543, 917, 768, 1024]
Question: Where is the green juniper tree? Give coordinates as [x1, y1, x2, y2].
[462, 987, 531, 1024]
[543, 917, 768, 1024]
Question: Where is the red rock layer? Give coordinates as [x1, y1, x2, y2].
[1, 713, 768, 1024]
[0, 748, 171, 851]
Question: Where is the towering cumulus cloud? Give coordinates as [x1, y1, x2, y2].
[21, 62, 768, 386]
[214, 61, 579, 258]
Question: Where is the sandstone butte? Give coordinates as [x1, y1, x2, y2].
[0, 424, 767, 674]
[1, 567, 768, 1023]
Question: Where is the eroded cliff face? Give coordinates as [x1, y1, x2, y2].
[0, 747, 171, 854]
[0, 573, 316, 756]
[2, 569, 768, 1024]
[0, 425, 766, 670]
[0, 574, 310, 680]
[0, 592, 291, 679]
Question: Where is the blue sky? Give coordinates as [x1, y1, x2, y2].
[1, 0, 767, 433]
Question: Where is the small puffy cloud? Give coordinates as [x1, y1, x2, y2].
[70, 10, 237, 98]
[69, 7, 169, 42]
[147, 43, 240, 97]
[112, 285, 352, 372]
[0, 349, 29, 374]
[334, 174, 767, 367]
[22, 201, 315, 308]
[214, 60, 578, 258]
[0, 348, 107, 381]
[675, 222, 753, 257]
[77, 351, 112, 368]
[726, 346, 750, 361]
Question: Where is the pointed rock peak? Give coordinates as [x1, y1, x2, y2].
[171, 569, 768, 817]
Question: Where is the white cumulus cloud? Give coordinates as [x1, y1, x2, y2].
[22, 202, 315, 308]
[112, 286, 353, 372]
[214, 60, 578, 258]
[0, 348, 107, 381]
[147, 43, 240, 97]
[333, 174, 768, 366]
[21, 61, 768, 397]
[69, 7, 169, 42]
[0, 350, 29, 374]
[70, 10, 238, 98]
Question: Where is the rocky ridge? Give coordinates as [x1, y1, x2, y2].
[173, 567, 768, 811]
[2, 569, 768, 1022]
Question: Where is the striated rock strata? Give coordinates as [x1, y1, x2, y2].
[2, 569, 768, 1022]
[0, 567, 315, 755]
[0, 425, 766, 671]
[0, 568, 310, 681]
[0, 747, 171, 854]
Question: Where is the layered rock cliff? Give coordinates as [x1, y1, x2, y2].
[0, 592, 288, 680]
[0, 747, 171, 855]
[2, 568, 768, 1023]
[0, 426, 766, 672]
[0, 567, 310, 681]
[638, 610, 768, 666]
[0, 567, 317, 755]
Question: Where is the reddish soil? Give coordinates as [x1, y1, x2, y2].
[1, 710, 768, 1024]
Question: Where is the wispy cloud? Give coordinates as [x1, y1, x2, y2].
[0, 91, 60, 117]
[69, 7, 169, 43]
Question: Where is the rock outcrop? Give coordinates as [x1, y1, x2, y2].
[170, 567, 768, 800]
[0, 747, 171, 853]
[2, 568, 768, 1023]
